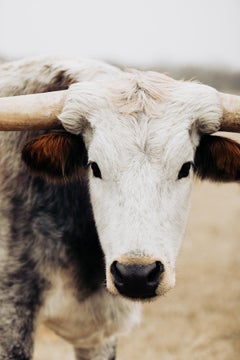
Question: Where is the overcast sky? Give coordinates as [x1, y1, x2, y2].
[0, 0, 239, 70]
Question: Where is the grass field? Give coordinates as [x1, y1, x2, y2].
[34, 180, 240, 360]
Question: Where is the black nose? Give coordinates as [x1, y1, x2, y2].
[110, 261, 164, 299]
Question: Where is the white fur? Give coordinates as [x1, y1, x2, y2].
[39, 271, 141, 349]
[59, 71, 223, 296]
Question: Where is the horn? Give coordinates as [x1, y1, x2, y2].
[219, 92, 240, 133]
[0, 91, 67, 131]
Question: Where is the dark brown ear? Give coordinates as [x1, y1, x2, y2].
[194, 135, 240, 182]
[22, 132, 88, 182]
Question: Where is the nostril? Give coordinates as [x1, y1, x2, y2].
[147, 261, 164, 284]
[110, 261, 124, 285]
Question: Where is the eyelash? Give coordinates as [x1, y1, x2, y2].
[178, 162, 193, 180]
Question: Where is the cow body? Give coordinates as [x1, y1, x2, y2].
[0, 57, 239, 360]
[0, 57, 140, 360]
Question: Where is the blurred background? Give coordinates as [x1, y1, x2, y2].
[1, 0, 240, 90]
[1, 0, 240, 359]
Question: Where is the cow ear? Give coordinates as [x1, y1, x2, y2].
[22, 132, 88, 183]
[194, 135, 240, 182]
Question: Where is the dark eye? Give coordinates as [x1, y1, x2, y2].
[90, 162, 102, 179]
[178, 162, 193, 180]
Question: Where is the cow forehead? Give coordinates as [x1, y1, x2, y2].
[89, 71, 221, 133]
[61, 69, 222, 145]
[88, 114, 194, 178]
[86, 71, 222, 169]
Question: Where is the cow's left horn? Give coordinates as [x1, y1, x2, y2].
[219, 92, 240, 133]
[0, 91, 67, 130]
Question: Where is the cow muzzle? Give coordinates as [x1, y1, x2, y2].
[110, 261, 163, 299]
[107, 256, 175, 300]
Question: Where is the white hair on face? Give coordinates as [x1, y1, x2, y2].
[59, 69, 222, 138]
[58, 69, 223, 297]
[109, 70, 177, 115]
[59, 70, 179, 156]
[58, 82, 111, 135]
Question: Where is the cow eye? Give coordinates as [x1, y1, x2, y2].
[178, 162, 193, 180]
[90, 162, 102, 179]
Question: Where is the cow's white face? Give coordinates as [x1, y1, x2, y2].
[59, 71, 222, 300]
[88, 114, 193, 298]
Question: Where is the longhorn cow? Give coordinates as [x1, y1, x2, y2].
[0, 57, 239, 360]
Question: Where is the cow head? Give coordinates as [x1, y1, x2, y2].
[22, 71, 240, 300]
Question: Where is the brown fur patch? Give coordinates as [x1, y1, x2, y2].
[194, 135, 240, 182]
[22, 132, 88, 182]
